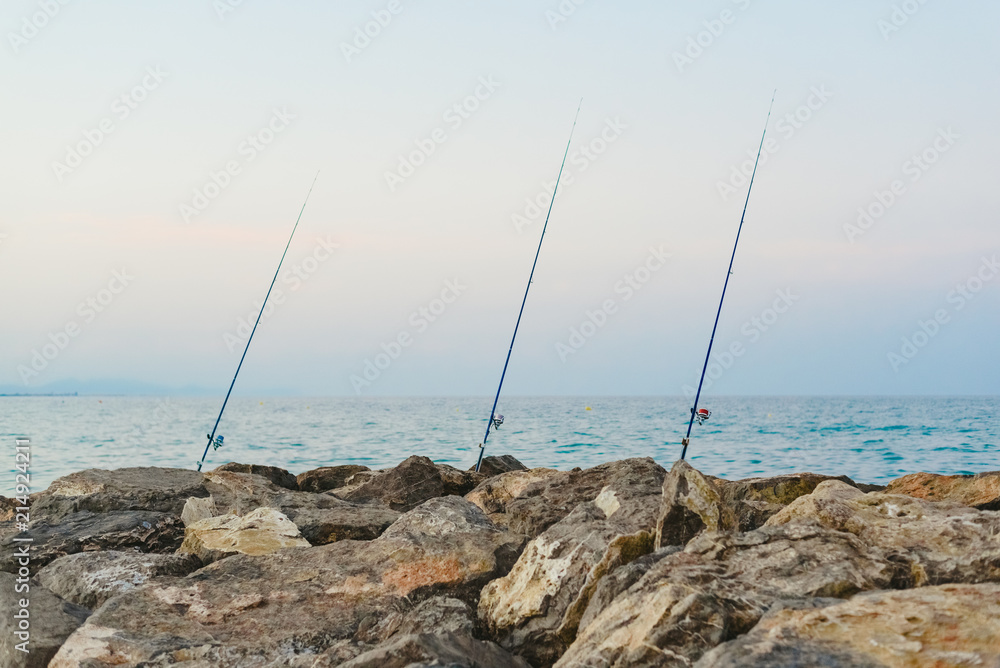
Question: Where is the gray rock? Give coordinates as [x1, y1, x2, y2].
[178, 507, 310, 563]
[0, 511, 185, 573]
[503, 458, 667, 538]
[656, 459, 737, 548]
[296, 465, 371, 493]
[766, 479, 1000, 585]
[29, 468, 208, 522]
[480, 460, 666, 666]
[695, 583, 1000, 668]
[213, 462, 299, 490]
[180, 496, 218, 527]
[338, 632, 532, 668]
[204, 469, 400, 546]
[554, 522, 908, 668]
[0, 573, 90, 668]
[37, 551, 201, 610]
[465, 468, 562, 529]
[576, 546, 682, 636]
[50, 497, 523, 666]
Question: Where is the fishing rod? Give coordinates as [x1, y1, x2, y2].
[475, 101, 583, 473]
[680, 92, 776, 461]
[197, 172, 320, 472]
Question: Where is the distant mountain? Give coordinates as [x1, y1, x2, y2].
[0, 378, 298, 397]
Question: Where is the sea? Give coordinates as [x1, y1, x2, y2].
[2, 395, 997, 496]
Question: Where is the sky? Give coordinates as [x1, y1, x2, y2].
[1, 0, 998, 397]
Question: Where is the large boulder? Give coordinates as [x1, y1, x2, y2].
[202, 470, 400, 545]
[335, 455, 486, 512]
[553, 522, 908, 668]
[465, 468, 562, 529]
[0, 511, 184, 573]
[29, 468, 208, 522]
[178, 507, 310, 563]
[213, 462, 299, 490]
[480, 460, 666, 666]
[766, 479, 1000, 585]
[37, 551, 201, 610]
[0, 573, 90, 668]
[502, 458, 668, 539]
[656, 459, 737, 548]
[712, 472, 873, 531]
[50, 497, 523, 666]
[696, 583, 1000, 668]
[885, 470, 1000, 510]
[296, 465, 370, 493]
[473, 454, 530, 476]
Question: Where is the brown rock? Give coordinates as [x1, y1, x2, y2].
[29, 468, 208, 522]
[696, 583, 1000, 668]
[766, 480, 1000, 585]
[213, 462, 298, 490]
[296, 464, 370, 493]
[0, 511, 185, 574]
[50, 497, 522, 666]
[473, 454, 530, 476]
[554, 523, 908, 668]
[0, 573, 90, 668]
[714, 472, 870, 530]
[656, 459, 737, 548]
[37, 551, 201, 610]
[885, 470, 1000, 510]
[336, 455, 485, 512]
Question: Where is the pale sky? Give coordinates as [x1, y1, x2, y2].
[2, 0, 998, 396]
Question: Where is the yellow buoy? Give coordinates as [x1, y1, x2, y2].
[585, 406, 592, 411]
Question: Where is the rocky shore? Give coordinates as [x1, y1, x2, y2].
[2, 455, 999, 667]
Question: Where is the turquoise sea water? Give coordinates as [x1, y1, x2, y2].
[2, 396, 997, 495]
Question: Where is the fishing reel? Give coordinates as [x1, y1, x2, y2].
[692, 408, 711, 425]
[207, 434, 225, 451]
[491, 413, 505, 431]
